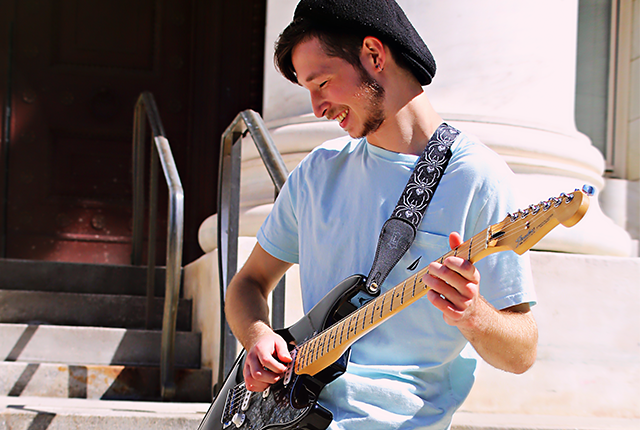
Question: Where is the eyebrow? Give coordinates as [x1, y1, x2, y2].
[302, 72, 322, 84]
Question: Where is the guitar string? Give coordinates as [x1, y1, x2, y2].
[293, 194, 577, 373]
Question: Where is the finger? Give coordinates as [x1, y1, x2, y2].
[260, 350, 290, 374]
[426, 289, 464, 324]
[446, 232, 481, 285]
[425, 262, 469, 301]
[248, 353, 284, 387]
[274, 337, 293, 363]
[442, 256, 480, 283]
[449, 231, 464, 250]
[243, 365, 270, 392]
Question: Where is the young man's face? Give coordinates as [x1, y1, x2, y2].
[291, 37, 385, 138]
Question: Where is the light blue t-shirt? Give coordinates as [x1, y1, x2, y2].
[257, 130, 536, 430]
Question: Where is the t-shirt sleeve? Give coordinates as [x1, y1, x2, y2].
[256, 169, 301, 264]
[465, 160, 537, 310]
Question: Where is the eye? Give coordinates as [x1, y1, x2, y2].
[319, 80, 328, 89]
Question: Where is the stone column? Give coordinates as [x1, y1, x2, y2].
[252, 0, 633, 257]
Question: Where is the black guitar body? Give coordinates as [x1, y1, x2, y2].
[198, 274, 378, 430]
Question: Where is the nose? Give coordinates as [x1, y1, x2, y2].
[310, 91, 328, 118]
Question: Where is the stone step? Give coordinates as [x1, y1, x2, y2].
[0, 290, 192, 331]
[0, 258, 172, 296]
[0, 397, 209, 430]
[1, 398, 638, 430]
[0, 324, 201, 368]
[451, 411, 640, 430]
[0, 362, 212, 403]
[0, 396, 208, 430]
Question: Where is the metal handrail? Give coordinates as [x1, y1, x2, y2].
[216, 109, 288, 395]
[131, 91, 184, 401]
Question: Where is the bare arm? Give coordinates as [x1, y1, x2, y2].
[225, 243, 294, 391]
[423, 232, 538, 374]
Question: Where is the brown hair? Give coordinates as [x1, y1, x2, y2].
[274, 19, 376, 84]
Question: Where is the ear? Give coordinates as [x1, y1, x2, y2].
[361, 36, 387, 74]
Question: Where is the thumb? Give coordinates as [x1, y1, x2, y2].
[274, 336, 292, 363]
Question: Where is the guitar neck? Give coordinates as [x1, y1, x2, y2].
[293, 226, 493, 377]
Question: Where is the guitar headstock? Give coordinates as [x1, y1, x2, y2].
[485, 186, 591, 256]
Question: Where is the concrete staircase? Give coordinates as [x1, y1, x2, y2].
[0, 259, 212, 406]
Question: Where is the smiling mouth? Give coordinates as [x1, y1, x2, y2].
[334, 109, 348, 123]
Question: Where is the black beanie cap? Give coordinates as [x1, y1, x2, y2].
[292, 0, 436, 86]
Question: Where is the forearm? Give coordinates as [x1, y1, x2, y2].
[225, 275, 274, 351]
[224, 245, 294, 391]
[459, 298, 538, 374]
[223, 244, 293, 352]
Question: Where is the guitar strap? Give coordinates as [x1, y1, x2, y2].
[365, 123, 460, 294]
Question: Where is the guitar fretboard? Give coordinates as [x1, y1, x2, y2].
[293, 230, 482, 376]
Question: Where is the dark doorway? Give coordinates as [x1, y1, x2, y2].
[0, 0, 266, 265]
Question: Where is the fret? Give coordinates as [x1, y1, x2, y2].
[307, 341, 314, 366]
[317, 334, 326, 358]
[324, 331, 331, 355]
[369, 301, 376, 325]
[299, 344, 307, 370]
[361, 305, 369, 330]
[317, 336, 324, 359]
[307, 338, 317, 363]
[400, 279, 407, 305]
[298, 344, 307, 370]
[329, 325, 338, 351]
[294, 347, 302, 372]
[352, 312, 360, 336]
[345, 315, 353, 340]
[412, 274, 418, 296]
[379, 295, 386, 318]
[301, 343, 310, 369]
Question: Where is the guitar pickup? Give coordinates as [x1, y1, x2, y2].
[283, 348, 297, 386]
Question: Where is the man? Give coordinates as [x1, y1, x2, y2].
[225, 0, 538, 428]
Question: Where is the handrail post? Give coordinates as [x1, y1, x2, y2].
[215, 110, 289, 395]
[216, 128, 242, 395]
[131, 92, 184, 401]
[131, 102, 146, 266]
[158, 134, 184, 401]
[146, 142, 159, 330]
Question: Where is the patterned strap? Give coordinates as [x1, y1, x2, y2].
[365, 123, 460, 293]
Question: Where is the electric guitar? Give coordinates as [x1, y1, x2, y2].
[198, 187, 592, 430]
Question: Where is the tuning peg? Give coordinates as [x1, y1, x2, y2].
[581, 184, 595, 196]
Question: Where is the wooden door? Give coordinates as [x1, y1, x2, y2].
[0, 0, 266, 265]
